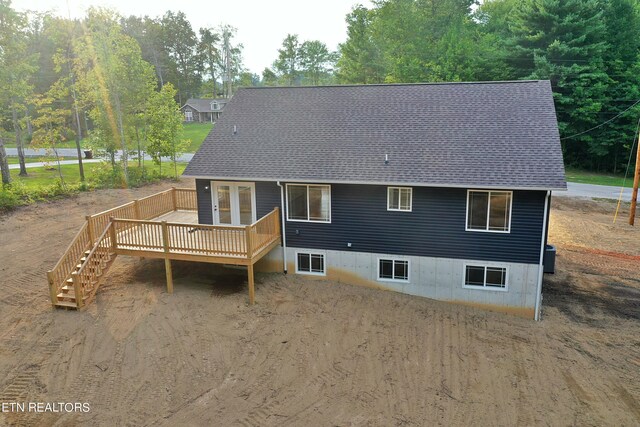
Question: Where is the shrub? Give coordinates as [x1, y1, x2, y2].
[0, 188, 22, 211]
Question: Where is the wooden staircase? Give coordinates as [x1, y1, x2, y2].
[47, 188, 197, 310]
[48, 222, 117, 310]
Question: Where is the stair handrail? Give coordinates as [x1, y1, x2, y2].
[48, 222, 92, 304]
[73, 221, 115, 307]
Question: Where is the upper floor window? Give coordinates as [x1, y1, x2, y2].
[466, 190, 512, 233]
[287, 184, 331, 222]
[212, 102, 219, 110]
[387, 187, 412, 211]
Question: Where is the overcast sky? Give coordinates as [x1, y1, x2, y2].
[12, 0, 373, 74]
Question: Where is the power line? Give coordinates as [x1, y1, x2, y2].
[560, 98, 640, 140]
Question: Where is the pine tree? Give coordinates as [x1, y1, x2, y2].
[507, 0, 610, 167]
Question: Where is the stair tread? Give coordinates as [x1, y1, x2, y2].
[55, 300, 78, 308]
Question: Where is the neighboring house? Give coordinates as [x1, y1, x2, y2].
[183, 81, 566, 319]
[180, 98, 228, 123]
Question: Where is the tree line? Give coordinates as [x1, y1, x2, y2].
[2, 0, 639, 182]
[0, 2, 203, 185]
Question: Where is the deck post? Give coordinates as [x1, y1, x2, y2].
[161, 221, 174, 294]
[274, 207, 281, 244]
[171, 187, 177, 211]
[248, 263, 255, 305]
[165, 258, 174, 294]
[108, 218, 117, 250]
[86, 215, 94, 244]
[47, 271, 57, 305]
[133, 200, 141, 219]
[245, 225, 253, 259]
[71, 272, 84, 309]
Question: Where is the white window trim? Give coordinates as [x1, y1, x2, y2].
[184, 110, 193, 122]
[465, 189, 513, 234]
[387, 187, 413, 212]
[462, 262, 509, 292]
[295, 251, 326, 276]
[285, 184, 331, 223]
[377, 257, 410, 283]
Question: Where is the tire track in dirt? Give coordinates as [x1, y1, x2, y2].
[235, 361, 353, 427]
[0, 337, 64, 427]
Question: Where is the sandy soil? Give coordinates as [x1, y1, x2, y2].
[0, 184, 639, 426]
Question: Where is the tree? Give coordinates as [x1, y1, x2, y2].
[161, 11, 201, 104]
[75, 8, 157, 183]
[506, 0, 610, 168]
[594, 0, 640, 172]
[299, 40, 338, 85]
[0, 134, 9, 185]
[261, 67, 278, 86]
[121, 15, 168, 87]
[236, 71, 260, 88]
[0, 0, 36, 177]
[145, 83, 186, 178]
[45, 16, 87, 181]
[336, 5, 385, 84]
[31, 80, 72, 184]
[197, 27, 221, 97]
[273, 34, 301, 86]
[218, 25, 243, 97]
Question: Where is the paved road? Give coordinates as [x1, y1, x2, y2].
[556, 182, 632, 201]
[4, 148, 194, 163]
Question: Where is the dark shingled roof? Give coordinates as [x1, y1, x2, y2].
[183, 81, 566, 190]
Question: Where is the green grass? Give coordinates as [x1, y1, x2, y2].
[565, 167, 634, 188]
[4, 122, 212, 152]
[180, 123, 213, 152]
[9, 160, 186, 189]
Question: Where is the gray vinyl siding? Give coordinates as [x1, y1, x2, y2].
[195, 180, 545, 264]
[195, 179, 213, 224]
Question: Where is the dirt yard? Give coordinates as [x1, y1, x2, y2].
[0, 183, 638, 426]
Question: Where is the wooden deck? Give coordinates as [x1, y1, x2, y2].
[47, 188, 282, 309]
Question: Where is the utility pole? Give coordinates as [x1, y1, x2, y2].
[630, 128, 640, 225]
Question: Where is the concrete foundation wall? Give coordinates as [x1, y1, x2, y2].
[256, 246, 539, 318]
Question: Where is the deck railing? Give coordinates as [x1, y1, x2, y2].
[110, 207, 281, 259]
[85, 188, 197, 244]
[248, 208, 281, 257]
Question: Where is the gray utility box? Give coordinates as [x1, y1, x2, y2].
[543, 244, 556, 274]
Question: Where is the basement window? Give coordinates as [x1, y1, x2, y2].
[296, 252, 325, 275]
[466, 190, 512, 232]
[463, 264, 508, 291]
[378, 258, 409, 282]
[387, 187, 412, 211]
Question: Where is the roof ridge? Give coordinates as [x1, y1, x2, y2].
[237, 80, 546, 90]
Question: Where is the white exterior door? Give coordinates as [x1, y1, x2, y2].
[212, 182, 256, 226]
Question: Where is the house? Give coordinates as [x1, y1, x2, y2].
[180, 98, 228, 123]
[182, 81, 566, 319]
